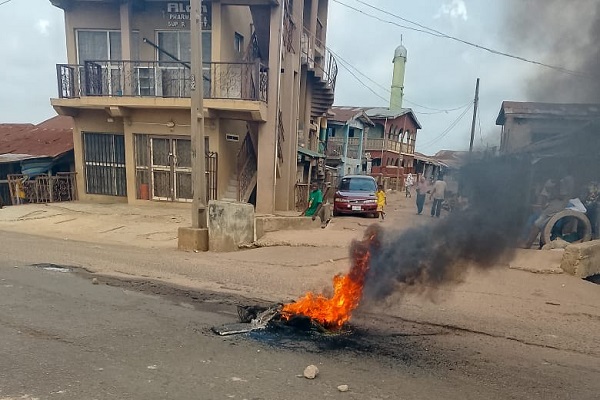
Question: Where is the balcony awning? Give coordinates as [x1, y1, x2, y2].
[298, 147, 325, 159]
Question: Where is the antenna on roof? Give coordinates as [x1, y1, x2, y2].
[401, 34, 403, 45]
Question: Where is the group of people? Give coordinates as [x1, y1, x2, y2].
[408, 173, 448, 217]
[301, 173, 449, 226]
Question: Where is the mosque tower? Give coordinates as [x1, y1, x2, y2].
[390, 43, 407, 110]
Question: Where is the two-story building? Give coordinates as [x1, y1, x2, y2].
[325, 107, 373, 177]
[49, 0, 336, 214]
[496, 101, 600, 154]
[327, 44, 421, 185]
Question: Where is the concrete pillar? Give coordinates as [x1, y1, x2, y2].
[342, 124, 349, 175]
[310, 0, 318, 39]
[123, 119, 137, 203]
[358, 126, 365, 174]
[120, 2, 133, 96]
[256, 4, 283, 215]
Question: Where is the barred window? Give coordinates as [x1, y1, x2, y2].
[83, 133, 127, 196]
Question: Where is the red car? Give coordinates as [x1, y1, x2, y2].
[333, 175, 378, 217]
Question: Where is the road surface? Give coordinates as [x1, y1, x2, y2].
[1, 232, 599, 399]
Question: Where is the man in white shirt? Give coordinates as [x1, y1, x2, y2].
[429, 175, 447, 218]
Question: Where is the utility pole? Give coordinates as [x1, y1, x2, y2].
[177, 0, 208, 251]
[469, 78, 480, 153]
[190, 0, 206, 229]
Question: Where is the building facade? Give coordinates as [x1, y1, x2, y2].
[325, 107, 373, 177]
[49, 0, 336, 214]
[496, 101, 600, 154]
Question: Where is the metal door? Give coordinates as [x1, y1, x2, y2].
[150, 137, 192, 202]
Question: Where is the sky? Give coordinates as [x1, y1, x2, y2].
[0, 0, 546, 154]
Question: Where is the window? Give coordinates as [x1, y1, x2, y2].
[77, 30, 145, 96]
[348, 128, 355, 138]
[156, 30, 211, 97]
[338, 177, 377, 192]
[77, 30, 122, 62]
[234, 32, 244, 54]
[83, 133, 127, 196]
[156, 31, 211, 63]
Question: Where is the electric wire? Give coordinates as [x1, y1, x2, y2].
[333, 0, 589, 78]
[291, 11, 474, 114]
[328, 46, 472, 114]
[418, 103, 474, 150]
[0, 0, 15, 6]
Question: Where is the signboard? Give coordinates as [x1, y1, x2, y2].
[163, 1, 211, 30]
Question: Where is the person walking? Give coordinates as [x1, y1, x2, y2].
[415, 176, 428, 215]
[430, 175, 447, 218]
[376, 184, 387, 220]
[405, 173, 414, 198]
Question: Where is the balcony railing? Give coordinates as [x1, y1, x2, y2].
[56, 60, 268, 101]
[301, 28, 338, 91]
[326, 138, 361, 159]
[365, 139, 408, 154]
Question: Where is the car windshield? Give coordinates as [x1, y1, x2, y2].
[339, 177, 377, 192]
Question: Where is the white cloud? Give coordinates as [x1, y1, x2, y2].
[435, 0, 469, 21]
[36, 19, 51, 35]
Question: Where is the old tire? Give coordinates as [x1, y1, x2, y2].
[542, 209, 592, 245]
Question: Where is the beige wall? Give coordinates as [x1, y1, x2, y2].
[55, 0, 333, 213]
[220, 5, 253, 63]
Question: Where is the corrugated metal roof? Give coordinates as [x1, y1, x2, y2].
[331, 106, 423, 129]
[0, 116, 74, 159]
[329, 107, 374, 126]
[0, 153, 39, 164]
[298, 147, 325, 158]
[496, 101, 600, 125]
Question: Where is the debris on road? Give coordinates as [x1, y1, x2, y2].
[303, 365, 319, 379]
[337, 384, 349, 392]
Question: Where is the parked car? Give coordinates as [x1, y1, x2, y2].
[333, 175, 378, 217]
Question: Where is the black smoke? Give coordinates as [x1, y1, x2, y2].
[362, 156, 531, 301]
[503, 0, 600, 103]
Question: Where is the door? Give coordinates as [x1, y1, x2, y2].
[150, 137, 192, 202]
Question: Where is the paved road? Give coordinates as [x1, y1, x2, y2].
[1, 234, 599, 399]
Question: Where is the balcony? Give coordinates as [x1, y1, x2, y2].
[326, 137, 361, 159]
[364, 139, 407, 154]
[56, 60, 268, 102]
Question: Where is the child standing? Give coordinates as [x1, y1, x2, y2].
[376, 184, 387, 220]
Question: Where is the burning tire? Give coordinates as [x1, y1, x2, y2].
[541, 209, 592, 245]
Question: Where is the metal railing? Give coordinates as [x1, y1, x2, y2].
[301, 28, 338, 91]
[7, 173, 78, 205]
[57, 60, 268, 101]
[237, 133, 257, 203]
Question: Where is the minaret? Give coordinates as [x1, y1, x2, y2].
[390, 44, 407, 110]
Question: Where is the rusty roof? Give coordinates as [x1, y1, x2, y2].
[329, 107, 375, 126]
[0, 116, 74, 159]
[496, 101, 600, 125]
[331, 106, 422, 129]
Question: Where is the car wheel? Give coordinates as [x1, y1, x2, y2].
[333, 209, 340, 217]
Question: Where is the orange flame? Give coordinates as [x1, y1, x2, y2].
[281, 226, 380, 329]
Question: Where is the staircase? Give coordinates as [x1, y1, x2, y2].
[309, 54, 336, 118]
[233, 130, 258, 203]
[301, 29, 338, 119]
[222, 176, 240, 202]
